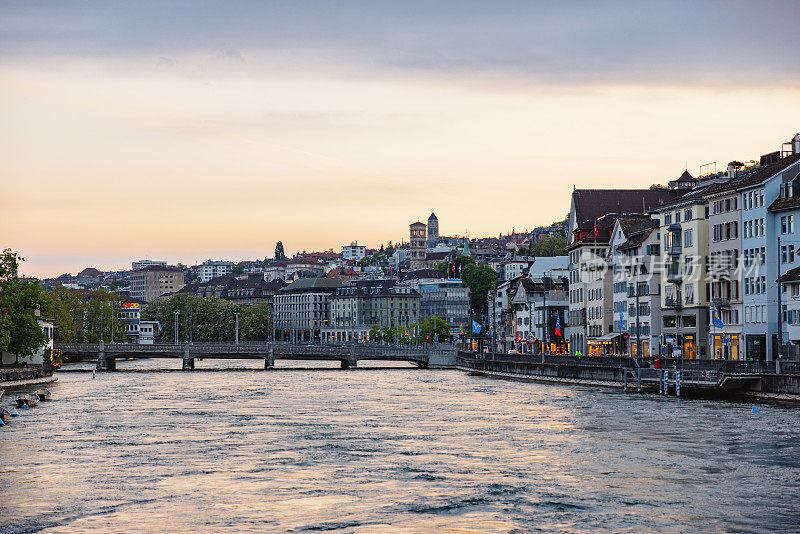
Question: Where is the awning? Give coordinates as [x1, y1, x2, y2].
[587, 332, 624, 344]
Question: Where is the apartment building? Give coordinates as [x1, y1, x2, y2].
[609, 215, 663, 357]
[342, 242, 367, 262]
[198, 260, 235, 282]
[652, 185, 715, 359]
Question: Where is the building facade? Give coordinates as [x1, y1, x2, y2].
[129, 266, 185, 302]
[609, 216, 663, 357]
[198, 260, 235, 282]
[274, 278, 343, 343]
[132, 259, 167, 271]
[342, 242, 367, 262]
[324, 280, 420, 343]
[653, 188, 713, 359]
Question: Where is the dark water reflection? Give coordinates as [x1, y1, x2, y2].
[1, 360, 798, 533]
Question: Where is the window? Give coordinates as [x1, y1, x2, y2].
[675, 211, 681, 223]
[664, 214, 671, 225]
[790, 215, 795, 233]
[685, 209, 692, 220]
[684, 229, 693, 247]
[685, 284, 694, 303]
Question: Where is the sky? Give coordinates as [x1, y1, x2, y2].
[2, 1, 799, 278]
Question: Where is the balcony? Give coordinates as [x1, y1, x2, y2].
[667, 245, 682, 257]
[712, 297, 730, 308]
[664, 298, 683, 309]
[667, 271, 683, 284]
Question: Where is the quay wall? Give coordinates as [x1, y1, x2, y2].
[0, 365, 54, 386]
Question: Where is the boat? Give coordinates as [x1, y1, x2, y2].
[16, 394, 38, 408]
[35, 389, 52, 401]
[0, 409, 11, 424]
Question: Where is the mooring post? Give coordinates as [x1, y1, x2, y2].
[265, 344, 275, 369]
[637, 367, 641, 392]
[624, 369, 628, 391]
[182, 344, 194, 370]
[676, 370, 681, 397]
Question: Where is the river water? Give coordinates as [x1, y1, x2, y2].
[1, 359, 799, 533]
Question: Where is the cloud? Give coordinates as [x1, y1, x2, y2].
[1, 1, 798, 85]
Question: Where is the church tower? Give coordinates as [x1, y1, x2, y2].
[427, 211, 439, 247]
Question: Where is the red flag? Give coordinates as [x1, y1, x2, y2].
[593, 219, 599, 239]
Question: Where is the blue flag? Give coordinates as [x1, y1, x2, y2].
[472, 320, 482, 334]
[712, 306, 724, 329]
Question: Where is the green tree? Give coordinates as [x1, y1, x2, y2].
[419, 316, 450, 343]
[231, 264, 245, 275]
[461, 263, 497, 316]
[0, 249, 47, 363]
[528, 235, 567, 257]
[369, 324, 381, 342]
[239, 303, 272, 341]
[275, 241, 287, 261]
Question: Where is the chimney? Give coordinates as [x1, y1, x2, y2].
[793, 133, 800, 155]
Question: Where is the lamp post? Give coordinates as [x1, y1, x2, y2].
[234, 312, 240, 344]
[173, 311, 180, 344]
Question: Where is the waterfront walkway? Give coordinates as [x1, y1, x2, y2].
[457, 352, 800, 399]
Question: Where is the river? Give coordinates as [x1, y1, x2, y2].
[1, 359, 799, 533]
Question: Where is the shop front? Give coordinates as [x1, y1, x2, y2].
[712, 333, 740, 360]
[587, 332, 625, 355]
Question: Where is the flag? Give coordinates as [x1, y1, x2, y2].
[472, 320, 482, 334]
[619, 309, 624, 329]
[594, 219, 599, 239]
[554, 313, 562, 337]
[712, 306, 724, 329]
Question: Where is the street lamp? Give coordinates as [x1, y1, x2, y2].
[173, 311, 180, 344]
[234, 312, 240, 344]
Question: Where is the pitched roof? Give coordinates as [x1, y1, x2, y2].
[779, 265, 800, 283]
[571, 188, 679, 228]
[279, 277, 343, 293]
[704, 153, 800, 199]
[616, 216, 660, 251]
[78, 267, 104, 277]
[676, 170, 697, 183]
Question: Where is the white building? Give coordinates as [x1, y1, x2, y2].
[342, 242, 367, 262]
[609, 215, 664, 357]
[138, 320, 160, 344]
[199, 260, 235, 282]
[740, 151, 800, 360]
[132, 259, 167, 271]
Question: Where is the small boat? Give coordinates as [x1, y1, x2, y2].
[35, 389, 52, 401]
[16, 394, 38, 408]
[0, 409, 11, 424]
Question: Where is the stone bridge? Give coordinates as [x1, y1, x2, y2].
[54, 342, 457, 370]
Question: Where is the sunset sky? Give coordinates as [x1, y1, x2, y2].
[2, 1, 799, 278]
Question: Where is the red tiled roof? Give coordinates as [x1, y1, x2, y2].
[571, 188, 679, 228]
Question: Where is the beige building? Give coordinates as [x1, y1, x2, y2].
[325, 280, 420, 343]
[129, 265, 185, 302]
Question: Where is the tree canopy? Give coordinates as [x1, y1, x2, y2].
[141, 293, 272, 343]
[0, 249, 47, 362]
[528, 235, 567, 257]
